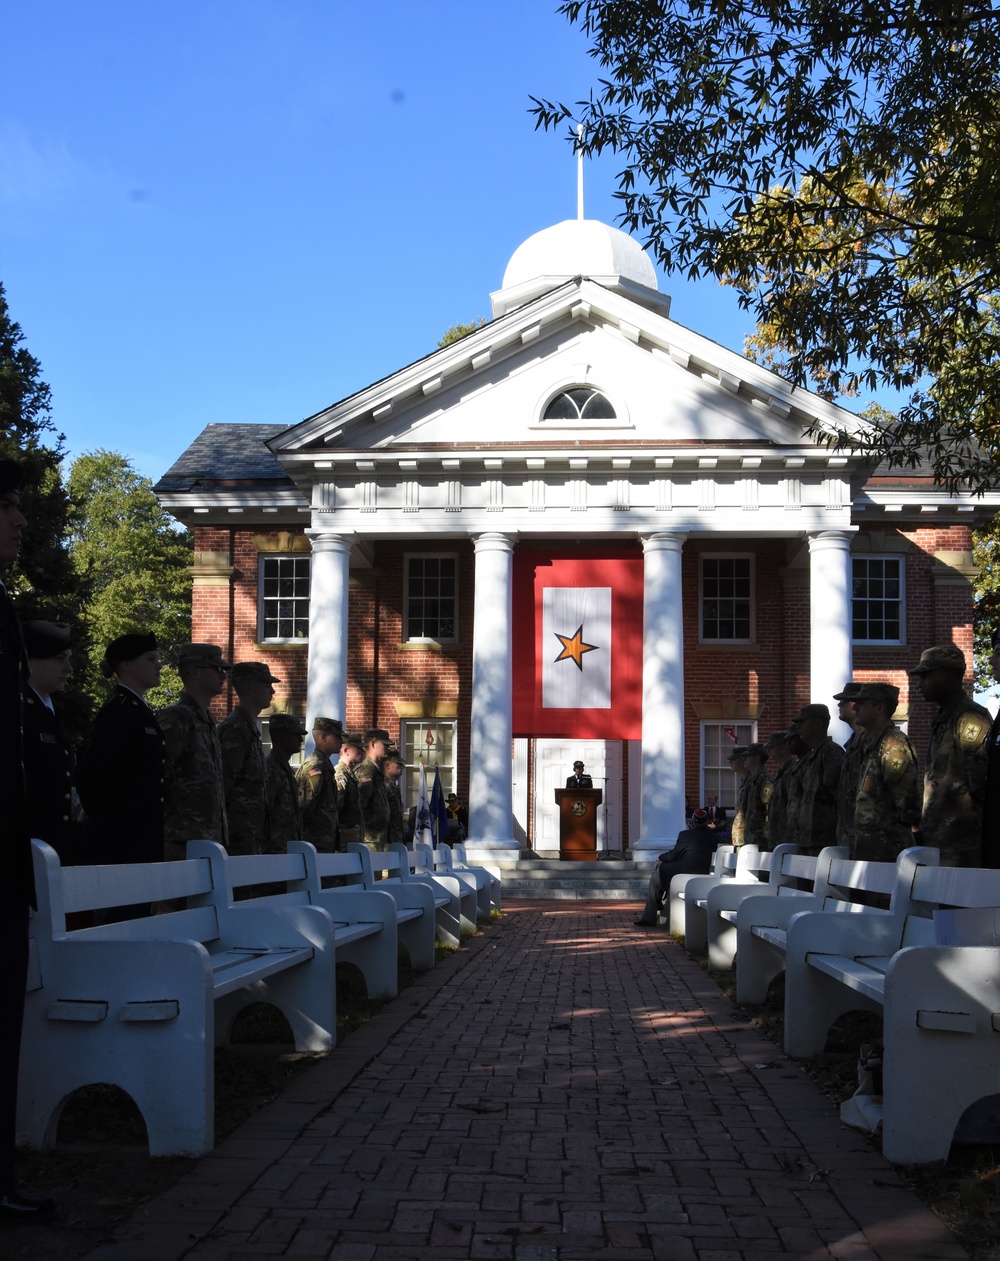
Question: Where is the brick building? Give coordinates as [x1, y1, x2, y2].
[155, 217, 999, 860]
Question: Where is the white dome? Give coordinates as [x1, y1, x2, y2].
[502, 218, 658, 293]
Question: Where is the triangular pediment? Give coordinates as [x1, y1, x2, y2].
[269, 278, 873, 466]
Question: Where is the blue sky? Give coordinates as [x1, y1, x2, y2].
[1, 0, 759, 482]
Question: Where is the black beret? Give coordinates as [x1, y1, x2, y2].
[103, 632, 158, 668]
[0, 459, 23, 496]
[21, 620, 72, 658]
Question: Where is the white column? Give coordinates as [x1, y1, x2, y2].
[467, 531, 519, 860]
[808, 530, 854, 744]
[634, 532, 687, 862]
[305, 531, 352, 732]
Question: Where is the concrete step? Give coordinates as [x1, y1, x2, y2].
[500, 859, 647, 901]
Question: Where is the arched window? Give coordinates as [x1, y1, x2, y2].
[543, 387, 617, 422]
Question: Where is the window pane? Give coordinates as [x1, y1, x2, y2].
[701, 556, 751, 642]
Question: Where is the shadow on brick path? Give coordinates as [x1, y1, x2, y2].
[84, 902, 966, 1261]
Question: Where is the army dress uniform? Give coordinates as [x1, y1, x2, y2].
[78, 685, 166, 865]
[334, 758, 363, 848]
[854, 722, 921, 862]
[921, 694, 991, 865]
[794, 737, 845, 856]
[385, 774, 405, 846]
[219, 705, 270, 856]
[158, 691, 227, 863]
[296, 748, 339, 852]
[23, 687, 79, 864]
[356, 756, 391, 851]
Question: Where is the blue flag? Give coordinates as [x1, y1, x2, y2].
[430, 766, 450, 848]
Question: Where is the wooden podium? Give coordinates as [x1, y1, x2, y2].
[554, 787, 603, 861]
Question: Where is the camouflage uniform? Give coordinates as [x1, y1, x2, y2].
[356, 755, 391, 850]
[218, 706, 269, 856]
[854, 722, 921, 862]
[921, 695, 991, 865]
[265, 751, 302, 850]
[334, 758, 363, 848]
[794, 737, 845, 856]
[766, 760, 797, 848]
[296, 749, 339, 852]
[158, 691, 228, 862]
[738, 767, 772, 848]
[385, 776, 405, 845]
[838, 730, 865, 849]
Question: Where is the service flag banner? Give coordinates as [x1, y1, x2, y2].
[512, 548, 643, 740]
[415, 762, 434, 847]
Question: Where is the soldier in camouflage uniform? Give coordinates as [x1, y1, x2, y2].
[728, 746, 749, 846]
[910, 644, 991, 865]
[788, 704, 845, 856]
[158, 643, 230, 862]
[265, 713, 306, 851]
[852, 682, 921, 862]
[382, 748, 406, 845]
[764, 731, 797, 848]
[334, 731, 364, 848]
[834, 682, 865, 849]
[218, 662, 279, 856]
[740, 743, 773, 849]
[356, 727, 391, 851]
[296, 716, 343, 852]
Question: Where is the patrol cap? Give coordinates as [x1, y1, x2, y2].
[745, 742, 768, 760]
[312, 716, 344, 735]
[854, 682, 900, 712]
[790, 703, 831, 725]
[833, 682, 863, 701]
[764, 730, 790, 752]
[342, 730, 365, 751]
[0, 459, 23, 495]
[178, 642, 231, 670]
[22, 620, 72, 658]
[909, 644, 966, 675]
[364, 727, 391, 746]
[382, 748, 404, 767]
[231, 661, 281, 685]
[727, 745, 748, 762]
[103, 631, 158, 668]
[269, 713, 306, 738]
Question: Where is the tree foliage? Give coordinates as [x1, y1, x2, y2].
[0, 282, 78, 619]
[531, 0, 1000, 489]
[67, 450, 193, 709]
[437, 319, 488, 348]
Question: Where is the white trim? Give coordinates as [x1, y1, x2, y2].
[700, 719, 757, 810]
[531, 380, 633, 430]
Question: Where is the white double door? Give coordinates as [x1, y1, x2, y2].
[534, 738, 622, 855]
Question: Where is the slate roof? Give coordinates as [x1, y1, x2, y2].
[154, 423, 290, 490]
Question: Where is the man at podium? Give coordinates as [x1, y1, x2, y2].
[566, 760, 593, 788]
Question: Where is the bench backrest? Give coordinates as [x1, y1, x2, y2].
[345, 842, 405, 884]
[909, 864, 1000, 913]
[774, 845, 849, 899]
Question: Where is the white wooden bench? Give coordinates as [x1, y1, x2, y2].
[666, 844, 737, 934]
[19, 839, 336, 1158]
[781, 860, 1000, 1163]
[452, 842, 502, 914]
[681, 844, 779, 953]
[734, 846, 933, 1006]
[416, 841, 492, 923]
[391, 842, 479, 935]
[189, 841, 399, 999]
[702, 843, 802, 970]
[347, 843, 464, 950]
[289, 841, 438, 971]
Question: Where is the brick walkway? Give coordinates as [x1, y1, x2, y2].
[88, 903, 966, 1261]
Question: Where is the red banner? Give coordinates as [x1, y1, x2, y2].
[512, 548, 644, 739]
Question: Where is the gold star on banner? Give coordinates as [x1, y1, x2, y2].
[553, 624, 600, 672]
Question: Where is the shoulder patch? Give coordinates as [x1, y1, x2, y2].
[761, 783, 773, 805]
[959, 715, 990, 750]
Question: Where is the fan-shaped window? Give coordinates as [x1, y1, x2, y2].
[543, 388, 617, 422]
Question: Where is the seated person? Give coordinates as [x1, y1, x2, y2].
[634, 809, 718, 927]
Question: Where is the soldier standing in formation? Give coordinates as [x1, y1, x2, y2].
[219, 661, 279, 855]
[21, 620, 79, 865]
[356, 727, 392, 850]
[738, 743, 772, 848]
[910, 645, 990, 865]
[77, 632, 165, 866]
[788, 704, 845, 855]
[265, 713, 306, 850]
[764, 730, 796, 848]
[851, 682, 921, 862]
[334, 731, 365, 848]
[159, 643, 230, 862]
[727, 746, 749, 845]
[296, 716, 343, 851]
[834, 682, 865, 850]
[382, 748, 406, 845]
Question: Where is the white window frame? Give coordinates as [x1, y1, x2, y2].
[403, 553, 459, 644]
[852, 554, 906, 645]
[258, 553, 311, 644]
[699, 553, 755, 644]
[399, 719, 457, 813]
[700, 720, 757, 810]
